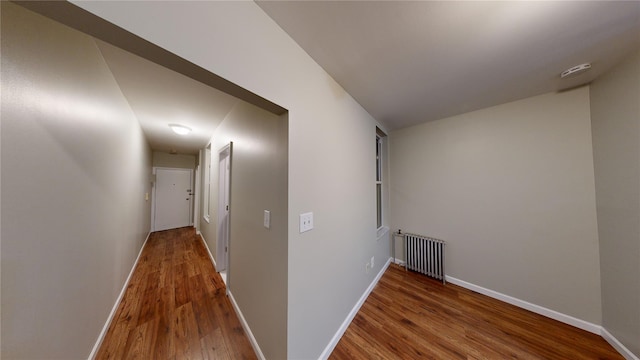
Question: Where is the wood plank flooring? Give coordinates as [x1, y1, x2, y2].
[96, 227, 256, 360]
[330, 264, 623, 360]
[98, 229, 623, 359]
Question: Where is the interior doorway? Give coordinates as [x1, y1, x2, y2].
[216, 143, 232, 285]
[153, 168, 193, 231]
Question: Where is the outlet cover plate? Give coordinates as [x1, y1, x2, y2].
[299, 212, 313, 233]
[264, 210, 270, 229]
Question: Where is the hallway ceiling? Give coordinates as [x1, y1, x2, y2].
[96, 40, 239, 155]
[257, 1, 640, 130]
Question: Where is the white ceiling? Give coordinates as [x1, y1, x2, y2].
[96, 40, 239, 155]
[257, 1, 640, 130]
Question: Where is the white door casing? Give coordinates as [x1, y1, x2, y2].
[194, 165, 200, 231]
[216, 144, 231, 272]
[154, 168, 193, 231]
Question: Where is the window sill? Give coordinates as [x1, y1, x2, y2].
[376, 226, 389, 240]
[203, 215, 210, 224]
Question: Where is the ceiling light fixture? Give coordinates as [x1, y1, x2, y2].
[169, 124, 191, 135]
[560, 63, 591, 78]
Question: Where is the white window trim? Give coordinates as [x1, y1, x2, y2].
[376, 132, 385, 232]
[377, 226, 390, 240]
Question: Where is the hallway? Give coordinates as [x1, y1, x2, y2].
[96, 228, 256, 359]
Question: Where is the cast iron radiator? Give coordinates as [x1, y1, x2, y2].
[403, 233, 446, 284]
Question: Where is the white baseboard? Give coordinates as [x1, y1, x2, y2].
[228, 291, 266, 360]
[445, 275, 601, 334]
[198, 233, 217, 269]
[88, 231, 151, 359]
[199, 233, 262, 359]
[601, 327, 640, 360]
[309, 262, 635, 360]
[441, 275, 638, 359]
[318, 257, 392, 360]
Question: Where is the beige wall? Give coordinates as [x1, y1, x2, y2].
[390, 87, 603, 324]
[591, 50, 640, 357]
[73, 2, 389, 358]
[9, 1, 635, 359]
[198, 102, 288, 359]
[152, 151, 196, 169]
[1, 3, 152, 358]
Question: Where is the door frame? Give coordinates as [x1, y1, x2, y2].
[216, 143, 232, 282]
[194, 164, 200, 232]
[151, 167, 194, 232]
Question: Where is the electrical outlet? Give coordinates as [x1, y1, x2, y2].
[371, 256, 375, 268]
[366, 262, 371, 274]
[299, 212, 313, 233]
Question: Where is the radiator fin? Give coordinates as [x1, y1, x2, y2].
[403, 233, 445, 284]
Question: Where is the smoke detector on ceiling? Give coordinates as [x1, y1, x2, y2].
[560, 63, 591, 79]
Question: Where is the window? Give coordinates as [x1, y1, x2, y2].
[376, 129, 386, 230]
[203, 144, 211, 223]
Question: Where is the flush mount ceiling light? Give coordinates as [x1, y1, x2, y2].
[169, 124, 191, 135]
[560, 63, 592, 79]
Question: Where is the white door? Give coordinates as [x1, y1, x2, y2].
[154, 168, 193, 231]
[216, 145, 231, 272]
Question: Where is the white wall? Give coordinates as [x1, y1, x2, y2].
[1, 3, 152, 358]
[389, 87, 603, 325]
[72, 2, 389, 358]
[591, 49, 640, 357]
[198, 101, 288, 359]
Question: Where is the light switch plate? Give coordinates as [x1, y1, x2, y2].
[299, 212, 313, 233]
[264, 210, 270, 229]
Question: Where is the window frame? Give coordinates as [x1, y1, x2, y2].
[376, 131, 385, 231]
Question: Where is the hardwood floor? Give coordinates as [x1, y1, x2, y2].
[96, 227, 256, 360]
[98, 230, 622, 360]
[330, 264, 623, 360]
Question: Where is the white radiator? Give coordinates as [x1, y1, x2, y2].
[404, 233, 446, 284]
